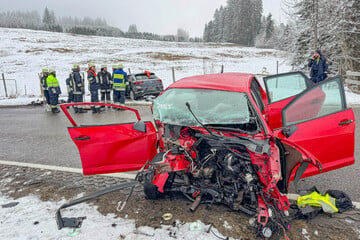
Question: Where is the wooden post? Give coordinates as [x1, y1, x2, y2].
[276, 61, 279, 75]
[203, 58, 206, 75]
[2, 73, 8, 97]
[14, 79, 18, 96]
[172, 67, 176, 83]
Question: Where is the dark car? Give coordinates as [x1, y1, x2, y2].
[126, 72, 164, 100]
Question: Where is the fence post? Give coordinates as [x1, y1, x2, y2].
[276, 61, 279, 75]
[2, 73, 8, 97]
[14, 79, 18, 96]
[172, 67, 176, 83]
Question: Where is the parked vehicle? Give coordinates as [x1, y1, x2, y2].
[58, 72, 355, 238]
[126, 72, 164, 100]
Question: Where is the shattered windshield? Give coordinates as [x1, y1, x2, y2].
[153, 88, 251, 127]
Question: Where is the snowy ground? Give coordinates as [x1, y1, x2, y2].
[0, 194, 227, 240]
[0, 28, 287, 98]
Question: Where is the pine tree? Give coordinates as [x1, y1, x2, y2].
[42, 7, 51, 24]
[203, 0, 263, 46]
[265, 13, 274, 41]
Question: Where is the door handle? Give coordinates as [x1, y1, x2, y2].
[339, 120, 353, 126]
[75, 136, 90, 140]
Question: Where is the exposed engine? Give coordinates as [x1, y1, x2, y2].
[138, 125, 291, 238]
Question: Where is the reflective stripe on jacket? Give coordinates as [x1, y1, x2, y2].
[46, 74, 60, 87]
[113, 69, 127, 91]
[72, 71, 84, 94]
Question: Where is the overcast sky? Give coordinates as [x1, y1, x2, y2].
[0, 0, 285, 37]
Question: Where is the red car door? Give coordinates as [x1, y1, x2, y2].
[278, 77, 355, 178]
[263, 72, 312, 129]
[61, 103, 158, 175]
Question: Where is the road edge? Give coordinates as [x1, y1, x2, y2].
[1, 160, 359, 210]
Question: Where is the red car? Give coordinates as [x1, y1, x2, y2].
[60, 72, 355, 237]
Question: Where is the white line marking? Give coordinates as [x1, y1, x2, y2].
[0, 160, 136, 179]
[1, 160, 359, 209]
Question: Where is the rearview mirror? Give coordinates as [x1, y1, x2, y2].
[133, 121, 147, 133]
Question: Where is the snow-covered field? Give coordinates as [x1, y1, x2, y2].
[1, 27, 359, 105]
[0, 27, 289, 98]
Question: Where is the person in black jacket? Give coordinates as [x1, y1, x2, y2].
[98, 65, 112, 107]
[308, 50, 328, 84]
[71, 64, 86, 113]
[40, 68, 50, 105]
[87, 63, 101, 113]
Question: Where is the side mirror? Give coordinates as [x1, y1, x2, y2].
[281, 125, 298, 138]
[133, 121, 147, 133]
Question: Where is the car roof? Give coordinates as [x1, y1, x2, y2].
[168, 73, 255, 93]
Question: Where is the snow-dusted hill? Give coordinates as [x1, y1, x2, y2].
[0, 27, 289, 97]
[1, 27, 359, 105]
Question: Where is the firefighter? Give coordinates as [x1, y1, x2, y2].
[65, 72, 74, 103]
[98, 64, 112, 106]
[112, 64, 127, 108]
[87, 63, 101, 113]
[46, 68, 61, 113]
[40, 68, 50, 105]
[71, 64, 86, 113]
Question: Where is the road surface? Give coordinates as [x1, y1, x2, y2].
[0, 105, 359, 200]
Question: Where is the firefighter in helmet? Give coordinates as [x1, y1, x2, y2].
[87, 63, 101, 113]
[46, 68, 61, 113]
[112, 64, 127, 108]
[98, 64, 112, 106]
[40, 68, 50, 105]
[65, 72, 74, 103]
[71, 64, 86, 113]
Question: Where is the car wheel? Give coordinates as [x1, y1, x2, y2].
[129, 90, 137, 101]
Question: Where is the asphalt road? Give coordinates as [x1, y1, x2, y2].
[0, 105, 359, 200]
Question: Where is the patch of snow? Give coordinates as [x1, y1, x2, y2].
[223, 220, 233, 230]
[302, 228, 311, 240]
[0, 193, 228, 240]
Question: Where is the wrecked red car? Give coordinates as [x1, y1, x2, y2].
[58, 72, 355, 238]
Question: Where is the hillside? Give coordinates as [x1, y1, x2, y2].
[0, 27, 289, 97]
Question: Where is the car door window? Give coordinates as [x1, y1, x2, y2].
[282, 77, 346, 127]
[264, 72, 309, 103]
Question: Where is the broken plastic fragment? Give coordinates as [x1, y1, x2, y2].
[189, 222, 202, 231]
[162, 213, 173, 221]
[67, 228, 81, 237]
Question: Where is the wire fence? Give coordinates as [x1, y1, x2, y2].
[1, 73, 18, 98]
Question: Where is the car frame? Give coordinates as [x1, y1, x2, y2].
[58, 71, 355, 237]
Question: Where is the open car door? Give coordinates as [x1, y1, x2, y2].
[278, 77, 355, 178]
[60, 103, 158, 175]
[263, 72, 313, 129]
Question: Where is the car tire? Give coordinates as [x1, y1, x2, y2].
[129, 90, 137, 101]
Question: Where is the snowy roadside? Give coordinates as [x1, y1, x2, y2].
[1, 164, 360, 240]
[0, 194, 225, 240]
